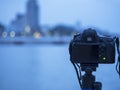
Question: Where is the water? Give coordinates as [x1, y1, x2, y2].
[0, 44, 119, 90]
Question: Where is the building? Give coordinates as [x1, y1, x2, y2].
[26, 0, 40, 33]
[9, 0, 41, 36]
[10, 14, 26, 35]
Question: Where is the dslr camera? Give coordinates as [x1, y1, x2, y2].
[69, 28, 115, 64]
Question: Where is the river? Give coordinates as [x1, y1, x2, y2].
[0, 44, 119, 90]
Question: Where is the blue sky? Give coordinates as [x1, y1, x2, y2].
[0, 0, 120, 33]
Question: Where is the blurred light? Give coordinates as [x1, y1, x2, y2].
[33, 32, 42, 38]
[2, 32, 7, 38]
[10, 31, 16, 38]
[25, 26, 31, 33]
[103, 57, 106, 61]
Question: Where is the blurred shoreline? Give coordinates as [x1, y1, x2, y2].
[0, 36, 71, 45]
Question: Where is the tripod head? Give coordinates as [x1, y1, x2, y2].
[72, 63, 102, 90]
[82, 67, 102, 90]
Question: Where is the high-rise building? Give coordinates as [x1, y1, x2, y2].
[26, 0, 40, 33]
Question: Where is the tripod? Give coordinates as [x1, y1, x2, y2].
[82, 67, 102, 90]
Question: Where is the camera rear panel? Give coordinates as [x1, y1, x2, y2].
[70, 42, 115, 64]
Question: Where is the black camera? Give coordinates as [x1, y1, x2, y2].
[69, 28, 115, 64]
[69, 28, 120, 90]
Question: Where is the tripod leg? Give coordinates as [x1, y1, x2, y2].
[94, 82, 102, 90]
[82, 89, 93, 90]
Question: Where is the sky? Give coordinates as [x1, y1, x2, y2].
[0, 0, 120, 33]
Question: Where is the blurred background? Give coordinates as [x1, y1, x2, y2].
[0, 0, 120, 90]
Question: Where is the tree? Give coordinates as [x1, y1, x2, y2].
[49, 24, 77, 36]
[0, 23, 5, 36]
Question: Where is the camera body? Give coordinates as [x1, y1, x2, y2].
[69, 28, 115, 64]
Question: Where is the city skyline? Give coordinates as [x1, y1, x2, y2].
[7, 0, 41, 36]
[0, 0, 120, 33]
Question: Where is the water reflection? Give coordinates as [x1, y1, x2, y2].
[0, 45, 120, 90]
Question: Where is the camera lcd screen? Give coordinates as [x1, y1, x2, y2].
[72, 44, 99, 63]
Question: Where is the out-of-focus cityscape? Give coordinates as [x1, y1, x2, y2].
[0, 0, 119, 44]
[0, 0, 77, 44]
